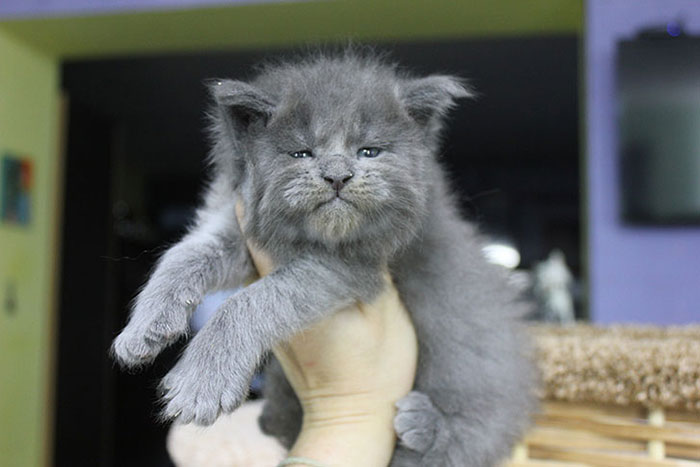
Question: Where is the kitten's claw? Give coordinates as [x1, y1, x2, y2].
[394, 391, 444, 454]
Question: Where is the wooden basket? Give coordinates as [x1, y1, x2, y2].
[508, 401, 700, 466]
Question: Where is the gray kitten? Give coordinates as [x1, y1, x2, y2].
[112, 51, 537, 466]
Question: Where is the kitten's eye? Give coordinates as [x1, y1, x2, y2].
[289, 150, 313, 159]
[358, 147, 382, 158]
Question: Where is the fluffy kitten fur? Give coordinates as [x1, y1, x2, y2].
[112, 51, 537, 466]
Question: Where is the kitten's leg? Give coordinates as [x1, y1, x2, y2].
[112, 199, 253, 368]
[392, 386, 535, 467]
[388, 317, 536, 467]
[258, 356, 303, 449]
[159, 256, 382, 425]
[389, 220, 537, 466]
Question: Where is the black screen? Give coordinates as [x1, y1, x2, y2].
[618, 31, 700, 224]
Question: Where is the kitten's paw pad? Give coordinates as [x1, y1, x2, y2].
[394, 391, 444, 453]
[159, 351, 250, 425]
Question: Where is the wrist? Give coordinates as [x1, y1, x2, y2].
[288, 393, 397, 467]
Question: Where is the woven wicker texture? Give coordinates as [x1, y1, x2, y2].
[532, 325, 700, 412]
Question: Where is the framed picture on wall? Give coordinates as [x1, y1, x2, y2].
[1, 152, 33, 226]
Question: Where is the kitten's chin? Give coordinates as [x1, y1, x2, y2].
[307, 199, 362, 242]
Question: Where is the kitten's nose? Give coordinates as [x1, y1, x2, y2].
[323, 172, 354, 192]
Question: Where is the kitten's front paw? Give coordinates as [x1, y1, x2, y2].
[394, 391, 445, 454]
[159, 334, 252, 425]
[111, 293, 191, 368]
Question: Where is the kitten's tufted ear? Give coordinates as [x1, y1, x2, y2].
[206, 79, 276, 188]
[400, 75, 473, 129]
[208, 79, 276, 132]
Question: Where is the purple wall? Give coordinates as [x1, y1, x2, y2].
[587, 0, 700, 324]
[0, 0, 277, 19]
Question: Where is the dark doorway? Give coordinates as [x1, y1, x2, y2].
[55, 37, 579, 466]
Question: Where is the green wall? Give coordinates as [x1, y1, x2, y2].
[0, 29, 59, 467]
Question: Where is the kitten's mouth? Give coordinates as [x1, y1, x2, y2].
[317, 194, 354, 209]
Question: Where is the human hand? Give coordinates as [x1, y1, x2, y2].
[235, 202, 418, 466]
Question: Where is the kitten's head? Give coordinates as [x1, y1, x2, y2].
[208, 53, 470, 256]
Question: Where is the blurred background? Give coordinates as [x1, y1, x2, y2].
[0, 0, 698, 465]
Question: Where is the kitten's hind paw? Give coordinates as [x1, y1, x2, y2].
[394, 391, 445, 454]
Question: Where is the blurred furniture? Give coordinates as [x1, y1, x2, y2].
[511, 325, 700, 466]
